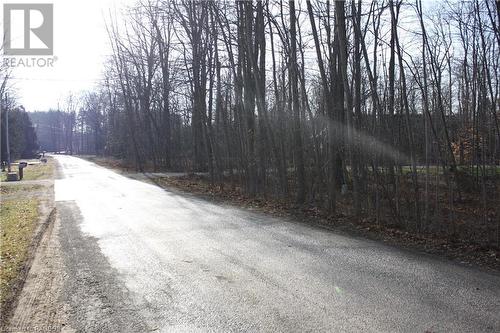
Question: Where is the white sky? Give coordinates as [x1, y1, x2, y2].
[1, 0, 135, 111]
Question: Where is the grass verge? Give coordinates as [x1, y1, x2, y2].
[0, 184, 44, 195]
[0, 199, 39, 306]
[0, 158, 54, 182]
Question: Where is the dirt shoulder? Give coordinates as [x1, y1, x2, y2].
[4, 207, 74, 333]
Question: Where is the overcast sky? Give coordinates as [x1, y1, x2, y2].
[1, 0, 134, 111]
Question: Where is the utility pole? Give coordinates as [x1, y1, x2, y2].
[4, 93, 11, 172]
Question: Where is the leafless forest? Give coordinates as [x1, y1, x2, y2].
[15, 0, 500, 248]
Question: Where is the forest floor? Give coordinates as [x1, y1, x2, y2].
[79, 155, 500, 273]
[0, 157, 56, 328]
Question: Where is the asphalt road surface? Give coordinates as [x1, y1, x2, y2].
[54, 155, 500, 332]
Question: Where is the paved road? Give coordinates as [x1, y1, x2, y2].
[54, 155, 500, 332]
